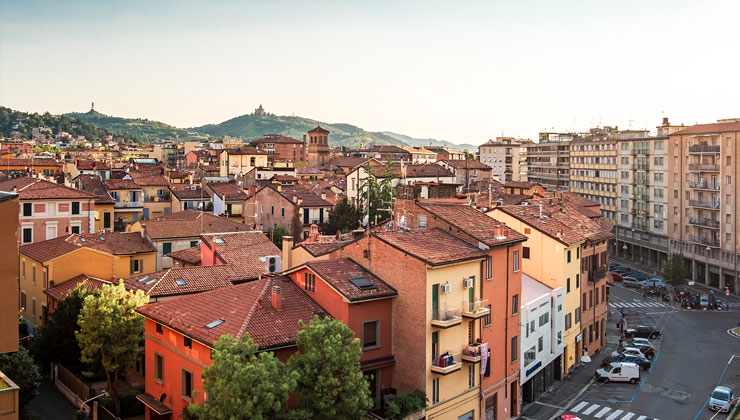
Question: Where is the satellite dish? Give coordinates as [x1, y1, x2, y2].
[361, 215, 369, 227]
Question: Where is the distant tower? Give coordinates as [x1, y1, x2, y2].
[307, 125, 330, 166]
[254, 104, 266, 116]
[91, 102, 94, 111]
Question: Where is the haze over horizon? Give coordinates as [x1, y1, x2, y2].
[1, 0, 738, 145]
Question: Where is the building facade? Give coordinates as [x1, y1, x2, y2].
[306, 126, 331, 167]
[569, 129, 619, 220]
[526, 134, 572, 191]
[478, 138, 527, 183]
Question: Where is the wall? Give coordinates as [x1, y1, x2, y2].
[94, 203, 115, 232]
[0, 197, 19, 353]
[18, 198, 95, 244]
[243, 187, 294, 231]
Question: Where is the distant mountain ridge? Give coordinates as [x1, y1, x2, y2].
[65, 110, 208, 142]
[381, 132, 478, 151]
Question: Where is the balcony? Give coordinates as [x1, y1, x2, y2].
[462, 342, 485, 363]
[687, 181, 720, 191]
[431, 306, 462, 329]
[633, 178, 650, 186]
[461, 299, 490, 319]
[144, 193, 171, 202]
[688, 218, 720, 229]
[588, 266, 608, 282]
[631, 149, 650, 156]
[688, 163, 720, 172]
[687, 235, 720, 248]
[635, 193, 650, 201]
[431, 352, 462, 375]
[114, 201, 143, 209]
[688, 145, 720, 154]
[633, 163, 649, 171]
[688, 200, 720, 210]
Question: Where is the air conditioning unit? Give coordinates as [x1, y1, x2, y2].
[266, 255, 281, 273]
[463, 278, 474, 289]
[441, 283, 452, 294]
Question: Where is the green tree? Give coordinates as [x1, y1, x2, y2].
[287, 316, 373, 420]
[76, 281, 149, 417]
[185, 334, 297, 420]
[0, 346, 41, 406]
[266, 225, 291, 248]
[359, 158, 396, 227]
[663, 253, 689, 289]
[321, 197, 361, 235]
[291, 207, 304, 240]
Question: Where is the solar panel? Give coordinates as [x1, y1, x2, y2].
[175, 278, 186, 286]
[204, 319, 224, 329]
[349, 277, 377, 291]
[136, 276, 149, 283]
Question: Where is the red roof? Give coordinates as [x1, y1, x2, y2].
[0, 158, 62, 167]
[125, 266, 239, 298]
[169, 184, 213, 200]
[373, 229, 487, 266]
[256, 135, 303, 144]
[201, 231, 281, 279]
[167, 246, 202, 265]
[223, 147, 267, 156]
[20, 232, 155, 262]
[439, 159, 491, 170]
[669, 121, 740, 136]
[0, 178, 97, 200]
[308, 125, 329, 134]
[504, 181, 541, 189]
[140, 210, 250, 240]
[44, 274, 112, 301]
[104, 179, 140, 190]
[137, 276, 326, 349]
[129, 172, 169, 186]
[299, 258, 397, 302]
[207, 182, 248, 201]
[75, 174, 116, 204]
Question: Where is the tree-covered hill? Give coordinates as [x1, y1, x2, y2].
[65, 110, 208, 142]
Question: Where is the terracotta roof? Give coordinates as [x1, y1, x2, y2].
[125, 266, 238, 297]
[76, 160, 110, 170]
[309, 125, 329, 134]
[140, 210, 250, 239]
[415, 201, 527, 247]
[318, 157, 367, 170]
[299, 241, 351, 257]
[504, 181, 540, 189]
[371, 164, 455, 179]
[167, 170, 190, 179]
[104, 179, 140, 190]
[281, 187, 332, 208]
[296, 167, 323, 175]
[20, 232, 155, 262]
[207, 182, 248, 201]
[373, 228, 487, 266]
[496, 200, 613, 246]
[271, 174, 298, 182]
[129, 172, 169, 186]
[669, 121, 740, 136]
[0, 178, 97, 200]
[170, 184, 212, 200]
[75, 174, 115, 204]
[370, 145, 409, 154]
[137, 276, 326, 349]
[201, 231, 281, 279]
[223, 147, 267, 156]
[301, 258, 397, 302]
[256, 135, 303, 144]
[439, 159, 491, 170]
[167, 246, 202, 265]
[0, 158, 62, 167]
[560, 192, 602, 219]
[44, 274, 112, 301]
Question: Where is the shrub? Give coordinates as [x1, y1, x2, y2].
[101, 386, 145, 418]
[385, 390, 427, 420]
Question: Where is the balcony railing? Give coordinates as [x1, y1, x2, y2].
[688, 182, 720, 191]
[461, 299, 490, 319]
[633, 163, 649, 171]
[633, 178, 650, 186]
[144, 193, 171, 202]
[588, 266, 608, 282]
[688, 145, 720, 154]
[688, 218, 720, 229]
[688, 163, 720, 172]
[687, 235, 720, 248]
[114, 201, 143, 208]
[431, 306, 462, 328]
[688, 200, 720, 209]
[431, 352, 462, 375]
[635, 193, 650, 201]
[632, 149, 650, 156]
[462, 343, 486, 363]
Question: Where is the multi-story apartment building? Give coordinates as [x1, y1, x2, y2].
[667, 119, 740, 292]
[526, 133, 572, 191]
[218, 147, 269, 177]
[255, 134, 306, 164]
[478, 137, 527, 183]
[569, 128, 619, 220]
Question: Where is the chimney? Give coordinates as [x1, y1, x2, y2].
[277, 184, 282, 192]
[311, 224, 319, 240]
[321, 192, 326, 200]
[257, 298, 263, 309]
[271, 285, 282, 311]
[281, 235, 293, 271]
[293, 195, 298, 204]
[557, 229, 563, 239]
[662, 117, 669, 126]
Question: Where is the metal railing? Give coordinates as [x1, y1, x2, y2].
[687, 182, 720, 190]
[588, 266, 608, 282]
[114, 201, 143, 208]
[687, 235, 720, 247]
[688, 218, 720, 228]
[688, 199, 720, 209]
[633, 163, 649, 171]
[432, 306, 462, 323]
[462, 299, 489, 315]
[688, 145, 720, 153]
[432, 352, 461, 369]
[688, 163, 719, 172]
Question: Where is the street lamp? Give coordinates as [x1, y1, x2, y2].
[706, 246, 712, 285]
[81, 390, 109, 412]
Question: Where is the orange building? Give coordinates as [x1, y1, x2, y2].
[306, 126, 331, 167]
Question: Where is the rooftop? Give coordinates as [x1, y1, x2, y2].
[125, 265, 238, 297]
[374, 228, 487, 266]
[223, 147, 267, 155]
[139, 210, 250, 240]
[521, 272, 557, 304]
[301, 258, 398, 302]
[44, 274, 112, 302]
[207, 181, 248, 201]
[169, 184, 212, 200]
[669, 121, 740, 136]
[255, 135, 303, 144]
[20, 232, 156, 262]
[167, 246, 202, 265]
[75, 174, 116, 204]
[438, 159, 491, 169]
[201, 231, 281, 279]
[0, 177, 97, 200]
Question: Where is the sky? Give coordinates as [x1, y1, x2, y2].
[1, 0, 738, 145]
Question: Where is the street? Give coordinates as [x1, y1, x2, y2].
[521, 281, 740, 420]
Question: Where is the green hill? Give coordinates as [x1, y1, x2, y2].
[65, 110, 208, 143]
[0, 106, 138, 142]
[191, 113, 406, 148]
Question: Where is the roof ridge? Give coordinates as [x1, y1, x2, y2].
[151, 268, 172, 294]
[235, 277, 271, 339]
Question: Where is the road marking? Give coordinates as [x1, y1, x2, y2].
[620, 413, 635, 420]
[635, 416, 646, 420]
[571, 401, 588, 413]
[583, 404, 601, 415]
[606, 410, 623, 420]
[594, 407, 611, 418]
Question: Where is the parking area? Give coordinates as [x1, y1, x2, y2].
[692, 354, 740, 420]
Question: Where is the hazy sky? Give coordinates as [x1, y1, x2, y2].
[1, 0, 738, 144]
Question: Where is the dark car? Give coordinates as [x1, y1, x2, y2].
[625, 325, 661, 339]
[616, 343, 655, 359]
[602, 353, 651, 370]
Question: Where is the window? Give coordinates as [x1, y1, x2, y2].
[530, 320, 535, 333]
[655, 188, 664, 199]
[484, 304, 492, 326]
[71, 225, 80, 234]
[281, 208, 285, 217]
[582, 293, 586, 310]
[163, 243, 172, 255]
[728, 176, 732, 185]
[156, 323, 163, 334]
[362, 320, 380, 349]
[523, 247, 530, 259]
[131, 259, 143, 274]
[271, 205, 274, 215]
[154, 353, 164, 382]
[565, 313, 572, 330]
[654, 172, 664, 182]
[595, 287, 599, 305]
[71, 201, 80, 215]
[184, 337, 192, 349]
[485, 256, 492, 279]
[43, 271, 47, 289]
[104, 212, 111, 229]
[538, 336, 544, 352]
[468, 365, 475, 389]
[576, 274, 580, 288]
[32, 265, 36, 284]
[432, 378, 440, 404]
[575, 307, 581, 323]
[304, 272, 316, 292]
[511, 336, 518, 362]
[22, 228, 32, 244]
[512, 295, 518, 314]
[567, 278, 571, 293]
[557, 331, 562, 345]
[418, 215, 427, 229]
[182, 369, 193, 399]
[513, 250, 519, 272]
[539, 312, 549, 326]
[22, 203, 32, 217]
[32, 298, 36, 317]
[20, 291, 26, 311]
[190, 240, 198, 248]
[655, 140, 664, 150]
[727, 156, 732, 166]
[524, 346, 536, 366]
[589, 290, 593, 308]
[567, 250, 571, 263]
[576, 247, 580, 259]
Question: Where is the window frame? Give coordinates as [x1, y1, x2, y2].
[182, 368, 193, 401]
[361, 319, 381, 350]
[512, 250, 520, 272]
[154, 352, 164, 384]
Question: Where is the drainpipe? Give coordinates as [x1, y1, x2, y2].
[504, 244, 511, 400]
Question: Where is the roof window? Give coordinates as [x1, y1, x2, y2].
[204, 319, 224, 330]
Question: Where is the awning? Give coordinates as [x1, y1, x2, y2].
[361, 355, 396, 371]
[136, 393, 172, 416]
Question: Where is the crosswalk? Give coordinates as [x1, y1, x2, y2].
[610, 301, 740, 309]
[569, 401, 657, 420]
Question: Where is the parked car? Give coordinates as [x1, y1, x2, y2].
[614, 266, 632, 275]
[559, 416, 582, 420]
[616, 343, 655, 360]
[624, 337, 653, 348]
[623, 276, 641, 288]
[625, 325, 661, 339]
[639, 277, 664, 288]
[632, 272, 650, 281]
[610, 271, 624, 282]
[596, 362, 641, 383]
[709, 386, 733, 412]
[602, 353, 651, 370]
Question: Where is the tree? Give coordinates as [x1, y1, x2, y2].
[663, 253, 689, 289]
[287, 316, 373, 420]
[0, 346, 41, 406]
[321, 197, 361, 235]
[266, 225, 291, 248]
[359, 157, 396, 227]
[76, 281, 149, 417]
[184, 334, 297, 420]
[291, 207, 304, 240]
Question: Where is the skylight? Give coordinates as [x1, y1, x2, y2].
[145, 278, 157, 285]
[136, 276, 149, 283]
[175, 278, 186, 286]
[204, 319, 224, 330]
[214, 237, 226, 244]
[349, 277, 377, 291]
[99, 236, 105, 241]
[80, 238, 87, 242]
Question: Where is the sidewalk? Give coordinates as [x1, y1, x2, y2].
[29, 377, 77, 420]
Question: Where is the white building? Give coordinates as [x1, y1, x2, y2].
[520, 273, 564, 404]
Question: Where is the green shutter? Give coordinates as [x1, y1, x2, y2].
[432, 284, 439, 320]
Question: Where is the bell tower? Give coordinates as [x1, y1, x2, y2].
[307, 125, 330, 166]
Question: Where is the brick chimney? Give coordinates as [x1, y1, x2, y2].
[281, 236, 293, 271]
[271, 285, 282, 311]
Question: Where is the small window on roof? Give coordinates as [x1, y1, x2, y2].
[80, 238, 87, 242]
[205, 319, 224, 330]
[175, 278, 186, 286]
[145, 278, 157, 285]
[99, 236, 105, 241]
[349, 277, 377, 291]
[214, 237, 226, 244]
[137, 276, 149, 283]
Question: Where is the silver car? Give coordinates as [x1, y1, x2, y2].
[709, 386, 733, 412]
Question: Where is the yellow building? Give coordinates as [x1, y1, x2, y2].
[129, 173, 172, 220]
[219, 147, 269, 177]
[18, 232, 156, 328]
[104, 178, 144, 230]
[0, 192, 19, 354]
[490, 201, 611, 376]
[74, 174, 116, 232]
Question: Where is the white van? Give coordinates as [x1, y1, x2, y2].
[595, 362, 640, 384]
